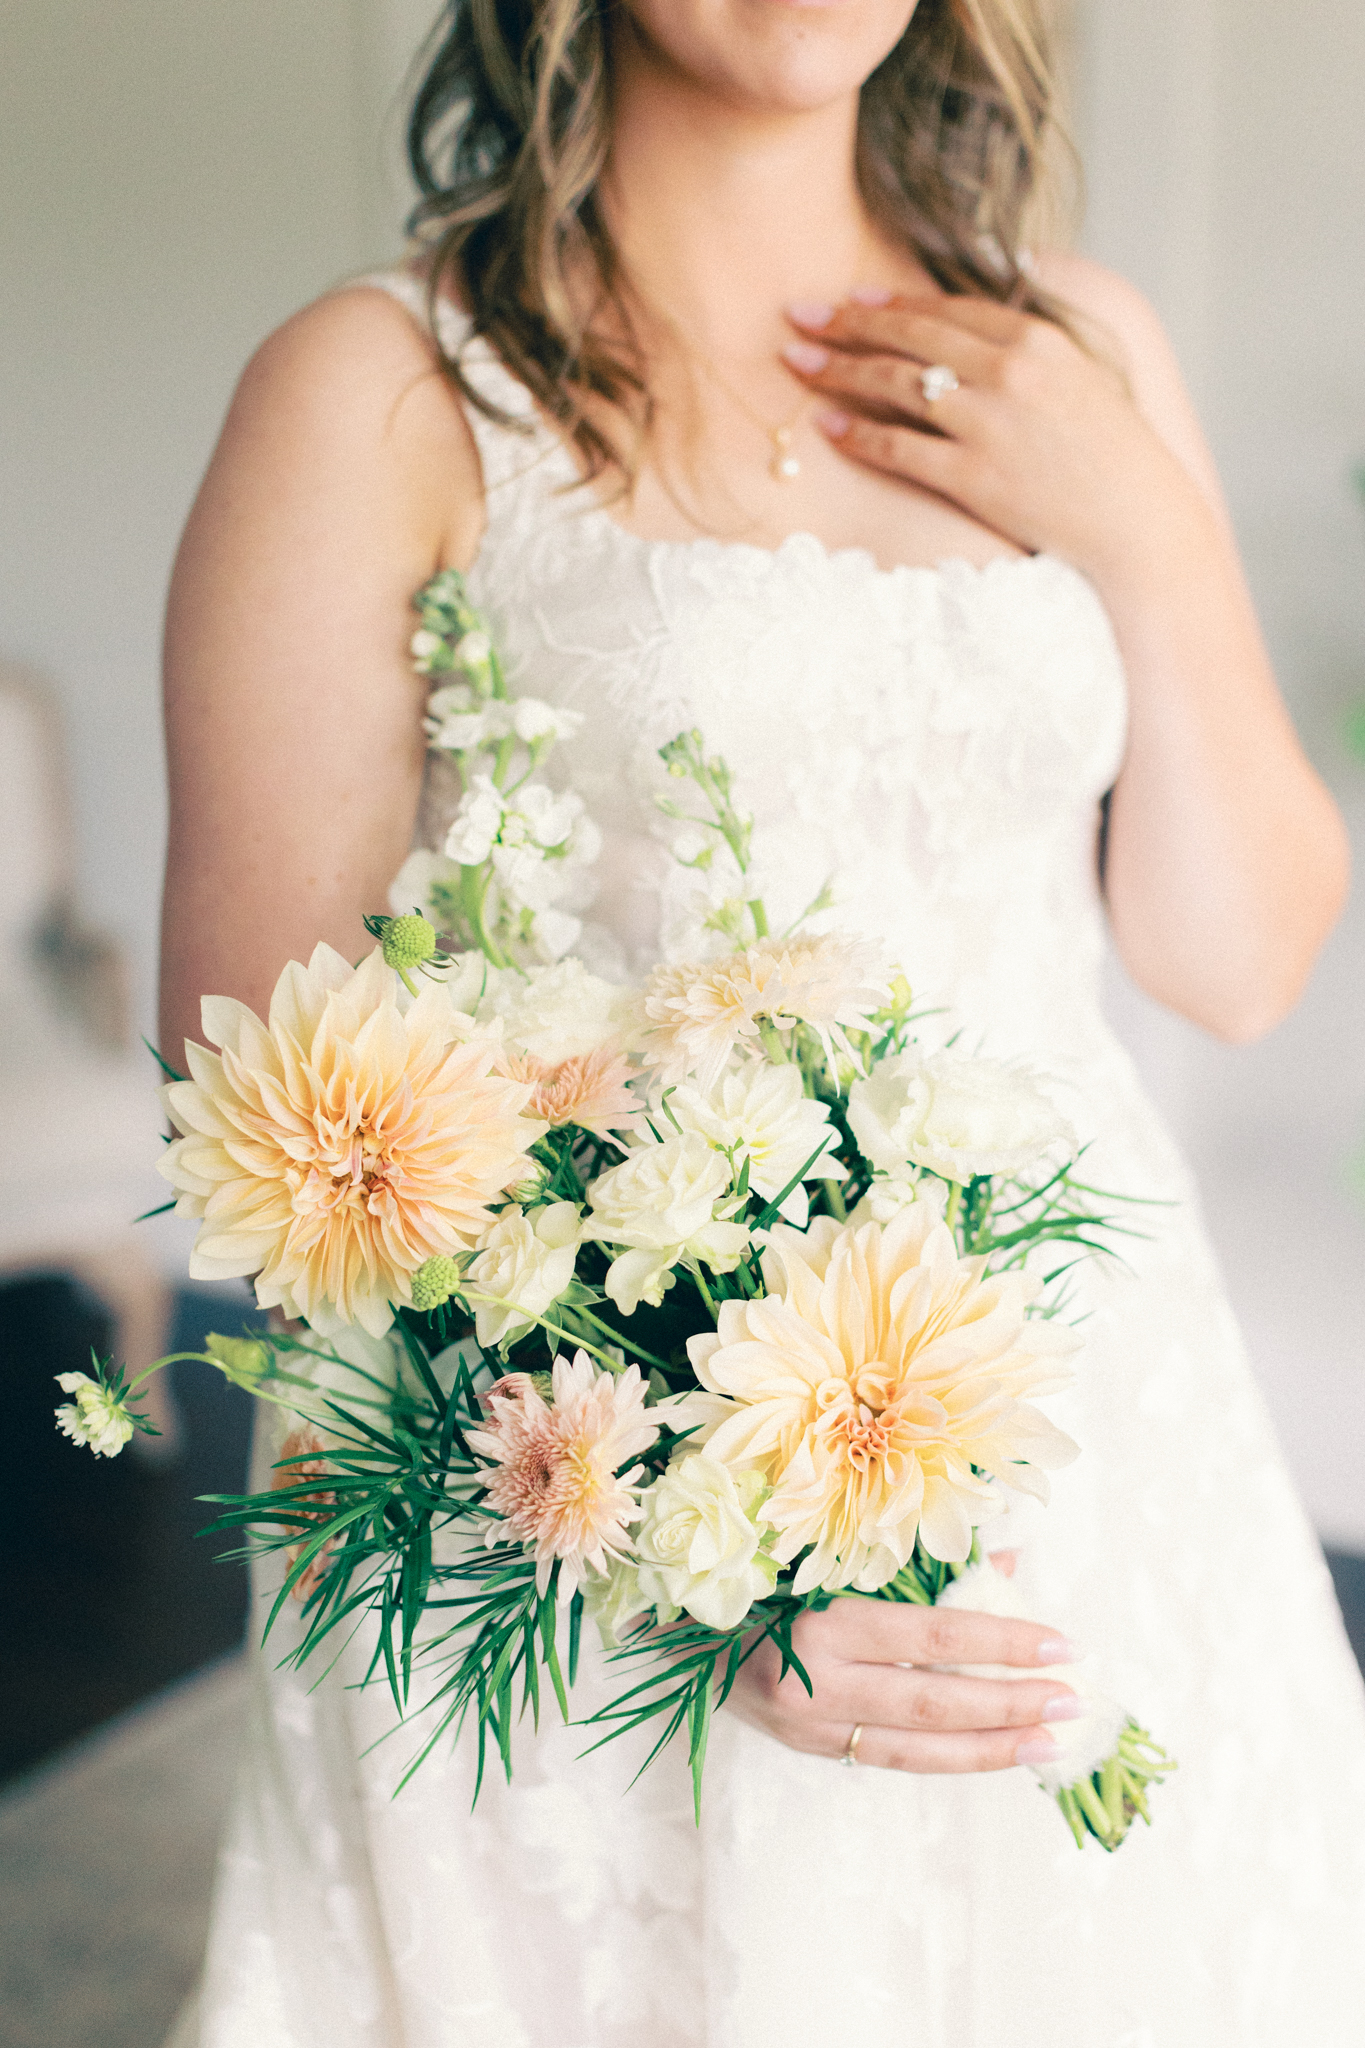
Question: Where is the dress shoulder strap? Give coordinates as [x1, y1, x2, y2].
[349, 267, 573, 501]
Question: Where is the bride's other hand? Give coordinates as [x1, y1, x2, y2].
[781, 268, 1348, 1047]
[782, 284, 1192, 587]
[723, 1598, 1080, 1774]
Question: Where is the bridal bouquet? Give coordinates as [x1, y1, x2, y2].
[58, 571, 1172, 1852]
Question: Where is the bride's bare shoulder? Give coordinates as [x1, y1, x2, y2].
[216, 278, 484, 569]
[1030, 248, 1228, 514]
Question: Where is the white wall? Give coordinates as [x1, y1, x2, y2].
[1074, 0, 1365, 1546]
[0, 0, 433, 1047]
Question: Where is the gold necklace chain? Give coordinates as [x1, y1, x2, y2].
[683, 345, 808, 482]
[643, 298, 811, 482]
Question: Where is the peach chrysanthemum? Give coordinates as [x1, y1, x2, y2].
[639, 934, 887, 1089]
[686, 1206, 1079, 1595]
[158, 944, 541, 1337]
[503, 1044, 640, 1138]
[466, 1350, 660, 1593]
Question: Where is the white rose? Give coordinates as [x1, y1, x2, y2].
[848, 1048, 1075, 1184]
[444, 775, 506, 867]
[493, 958, 632, 1061]
[465, 1201, 583, 1348]
[670, 1062, 845, 1226]
[635, 1455, 778, 1630]
[586, 1132, 750, 1315]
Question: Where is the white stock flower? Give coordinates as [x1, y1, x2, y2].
[410, 628, 444, 670]
[490, 958, 633, 1061]
[466, 1201, 583, 1348]
[635, 1454, 778, 1630]
[444, 775, 506, 866]
[848, 1048, 1075, 1185]
[586, 1131, 750, 1315]
[388, 848, 462, 927]
[670, 1062, 845, 1225]
[457, 629, 493, 671]
[511, 698, 582, 745]
[54, 1373, 136, 1458]
[847, 1172, 948, 1228]
[429, 701, 514, 753]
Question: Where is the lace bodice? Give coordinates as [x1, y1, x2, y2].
[392, 274, 1127, 1072]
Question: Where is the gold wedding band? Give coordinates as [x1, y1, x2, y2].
[841, 1723, 864, 1767]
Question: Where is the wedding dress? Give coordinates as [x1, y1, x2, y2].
[177, 273, 1365, 2048]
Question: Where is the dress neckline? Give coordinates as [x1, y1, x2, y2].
[408, 291, 1062, 593]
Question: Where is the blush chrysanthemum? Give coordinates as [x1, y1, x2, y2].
[686, 1206, 1080, 1594]
[466, 1350, 660, 1594]
[638, 933, 887, 1089]
[158, 944, 541, 1337]
[503, 1044, 640, 1139]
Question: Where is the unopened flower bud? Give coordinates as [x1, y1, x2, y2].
[382, 915, 438, 971]
[410, 1255, 462, 1312]
[205, 1332, 271, 1390]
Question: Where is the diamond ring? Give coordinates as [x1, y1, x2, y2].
[920, 363, 961, 404]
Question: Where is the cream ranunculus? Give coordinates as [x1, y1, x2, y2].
[686, 1206, 1080, 1595]
[847, 1047, 1075, 1185]
[466, 1200, 583, 1348]
[669, 1062, 845, 1226]
[585, 1132, 750, 1316]
[635, 1454, 778, 1630]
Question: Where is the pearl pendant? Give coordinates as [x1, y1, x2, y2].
[770, 425, 800, 481]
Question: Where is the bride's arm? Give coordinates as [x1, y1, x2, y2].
[781, 261, 1349, 1044]
[159, 286, 482, 1074]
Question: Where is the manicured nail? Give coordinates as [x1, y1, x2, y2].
[850, 284, 894, 305]
[782, 341, 829, 373]
[1043, 1695, 1086, 1722]
[1034, 1636, 1080, 1664]
[816, 409, 850, 437]
[1015, 1737, 1062, 1764]
[786, 300, 834, 329]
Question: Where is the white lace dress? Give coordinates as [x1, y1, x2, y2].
[179, 277, 1365, 2048]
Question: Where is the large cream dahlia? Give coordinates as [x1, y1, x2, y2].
[686, 1207, 1079, 1594]
[158, 944, 541, 1337]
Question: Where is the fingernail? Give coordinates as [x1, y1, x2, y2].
[850, 284, 893, 305]
[816, 409, 850, 437]
[782, 341, 829, 374]
[1034, 1636, 1081, 1664]
[1043, 1695, 1086, 1722]
[1015, 1737, 1062, 1765]
[786, 300, 834, 329]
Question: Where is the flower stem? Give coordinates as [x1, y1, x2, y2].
[945, 1181, 964, 1237]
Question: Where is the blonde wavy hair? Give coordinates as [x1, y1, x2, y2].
[407, 0, 1065, 481]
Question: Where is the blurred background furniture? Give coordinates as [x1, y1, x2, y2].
[0, 665, 176, 1454]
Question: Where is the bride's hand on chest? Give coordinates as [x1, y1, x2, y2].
[779, 275, 1204, 587]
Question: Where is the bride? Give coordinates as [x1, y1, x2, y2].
[160, 2, 1365, 2042]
